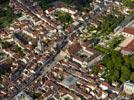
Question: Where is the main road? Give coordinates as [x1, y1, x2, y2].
[7, 0, 113, 99]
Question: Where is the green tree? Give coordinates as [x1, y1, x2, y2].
[15, 46, 23, 55]
[110, 70, 120, 82]
[60, 0, 73, 4]
[120, 66, 130, 83]
[111, 51, 122, 70]
[55, 11, 73, 27]
[1, 41, 12, 49]
[106, 60, 113, 71]
[123, 55, 130, 68]
[0, 1, 22, 29]
[130, 72, 134, 82]
[130, 56, 134, 69]
[113, 57, 122, 70]
[0, 0, 9, 5]
[97, 14, 124, 36]
[33, 0, 53, 10]
[122, 0, 134, 9]
[92, 65, 100, 75]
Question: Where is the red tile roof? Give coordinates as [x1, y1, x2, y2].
[122, 40, 134, 52]
[123, 27, 134, 35]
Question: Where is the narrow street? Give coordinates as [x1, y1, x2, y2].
[7, 0, 114, 99]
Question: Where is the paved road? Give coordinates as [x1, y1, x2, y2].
[7, 37, 68, 99]
[17, 0, 57, 29]
[7, 0, 113, 99]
